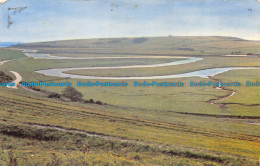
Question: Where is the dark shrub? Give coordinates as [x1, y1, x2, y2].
[95, 101, 102, 105]
[48, 93, 61, 98]
[0, 71, 12, 82]
[61, 87, 82, 101]
[132, 37, 148, 44]
[177, 48, 194, 51]
[31, 87, 41, 91]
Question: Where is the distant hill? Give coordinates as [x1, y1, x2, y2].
[0, 42, 22, 47]
[12, 36, 260, 56]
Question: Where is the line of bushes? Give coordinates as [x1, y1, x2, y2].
[22, 85, 106, 105]
[0, 123, 65, 141]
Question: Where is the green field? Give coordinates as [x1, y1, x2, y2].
[0, 36, 259, 165]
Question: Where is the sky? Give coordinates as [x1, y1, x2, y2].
[0, 0, 260, 42]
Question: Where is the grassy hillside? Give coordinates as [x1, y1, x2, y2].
[13, 36, 260, 56]
[0, 87, 259, 165]
[0, 36, 259, 165]
[0, 48, 27, 61]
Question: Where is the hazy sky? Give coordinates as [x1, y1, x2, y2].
[0, 0, 260, 42]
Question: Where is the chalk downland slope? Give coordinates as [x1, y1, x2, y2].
[13, 36, 260, 56]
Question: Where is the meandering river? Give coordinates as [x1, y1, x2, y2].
[22, 49, 259, 80]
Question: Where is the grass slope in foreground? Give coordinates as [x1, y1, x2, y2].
[0, 87, 259, 165]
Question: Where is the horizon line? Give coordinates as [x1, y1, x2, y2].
[2, 35, 260, 44]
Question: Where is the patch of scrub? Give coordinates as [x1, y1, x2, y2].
[133, 37, 148, 44]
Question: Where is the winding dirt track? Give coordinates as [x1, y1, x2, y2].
[0, 60, 10, 65]
[0, 60, 22, 89]
[207, 77, 237, 105]
[0, 60, 23, 89]
[207, 77, 260, 108]
[6, 71, 22, 89]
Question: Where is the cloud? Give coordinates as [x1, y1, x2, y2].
[0, 0, 259, 42]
